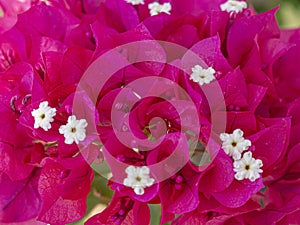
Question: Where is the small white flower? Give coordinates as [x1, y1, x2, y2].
[125, 0, 144, 5]
[123, 165, 155, 195]
[190, 65, 216, 85]
[220, 129, 251, 160]
[220, 0, 247, 14]
[31, 101, 56, 131]
[59, 115, 88, 144]
[148, 2, 171, 16]
[233, 151, 263, 182]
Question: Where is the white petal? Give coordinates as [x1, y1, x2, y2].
[235, 173, 244, 180]
[243, 139, 251, 148]
[134, 187, 145, 195]
[233, 128, 243, 137]
[125, 165, 136, 174]
[68, 115, 76, 123]
[146, 178, 155, 186]
[243, 151, 252, 161]
[232, 152, 241, 160]
[123, 178, 132, 186]
[219, 133, 229, 141]
[65, 137, 74, 144]
[79, 119, 88, 127]
[140, 166, 150, 174]
[39, 101, 48, 108]
[59, 125, 66, 134]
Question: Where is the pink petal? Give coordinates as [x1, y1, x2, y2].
[37, 158, 92, 224]
[199, 151, 234, 193]
[227, 8, 279, 66]
[213, 178, 264, 208]
[249, 117, 291, 171]
[0, 170, 41, 223]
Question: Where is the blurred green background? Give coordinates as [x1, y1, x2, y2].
[250, 0, 300, 28]
[68, 1, 300, 224]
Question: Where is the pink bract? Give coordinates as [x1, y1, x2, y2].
[1, 0, 300, 224]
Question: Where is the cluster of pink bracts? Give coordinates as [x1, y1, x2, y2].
[1, 0, 300, 224]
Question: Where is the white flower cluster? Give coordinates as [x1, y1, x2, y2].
[123, 165, 155, 195]
[190, 65, 216, 86]
[220, 129, 263, 182]
[148, 2, 171, 16]
[220, 0, 247, 14]
[59, 115, 88, 145]
[125, 0, 172, 16]
[32, 101, 87, 145]
[125, 0, 144, 5]
[31, 101, 56, 131]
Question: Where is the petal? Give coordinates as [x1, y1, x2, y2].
[134, 187, 145, 195]
[243, 151, 252, 161]
[233, 128, 243, 137]
[0, 171, 41, 223]
[213, 178, 264, 208]
[199, 151, 234, 193]
[140, 166, 150, 174]
[126, 166, 136, 174]
[248, 117, 291, 171]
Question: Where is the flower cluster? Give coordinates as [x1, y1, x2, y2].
[220, 129, 263, 182]
[0, 0, 300, 224]
[31, 101, 88, 144]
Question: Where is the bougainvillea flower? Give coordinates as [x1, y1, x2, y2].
[0, 0, 300, 224]
[31, 101, 57, 131]
[220, 128, 251, 160]
[123, 165, 155, 195]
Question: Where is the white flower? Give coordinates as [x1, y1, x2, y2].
[190, 65, 216, 85]
[31, 101, 56, 131]
[59, 115, 88, 144]
[220, 129, 251, 160]
[123, 165, 155, 195]
[125, 0, 144, 5]
[220, 0, 247, 13]
[233, 151, 263, 182]
[148, 2, 171, 16]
